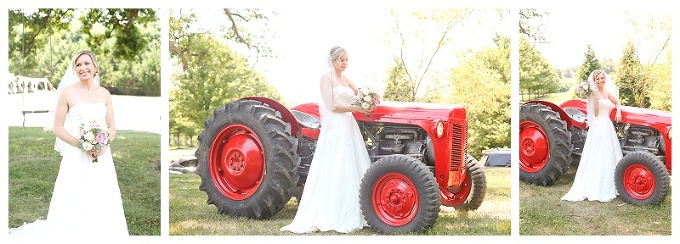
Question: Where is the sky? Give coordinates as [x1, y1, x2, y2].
[180, 7, 511, 106]
[532, 7, 672, 69]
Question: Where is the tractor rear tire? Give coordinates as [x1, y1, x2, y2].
[195, 99, 299, 219]
[519, 103, 573, 186]
[359, 155, 440, 234]
[615, 151, 670, 205]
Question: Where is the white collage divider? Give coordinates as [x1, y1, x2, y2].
[2, 0, 678, 244]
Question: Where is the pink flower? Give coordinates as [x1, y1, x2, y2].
[96, 132, 109, 145]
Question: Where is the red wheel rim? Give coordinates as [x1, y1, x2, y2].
[519, 120, 549, 173]
[209, 124, 265, 200]
[622, 163, 656, 200]
[439, 173, 471, 206]
[371, 173, 418, 226]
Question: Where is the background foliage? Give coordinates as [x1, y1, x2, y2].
[8, 8, 160, 96]
[519, 9, 671, 112]
[168, 9, 284, 148]
[381, 9, 511, 159]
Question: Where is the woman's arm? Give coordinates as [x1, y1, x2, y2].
[320, 75, 361, 113]
[52, 88, 80, 148]
[347, 78, 359, 95]
[608, 92, 622, 122]
[104, 88, 116, 141]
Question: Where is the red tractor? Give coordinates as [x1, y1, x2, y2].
[519, 99, 671, 205]
[194, 97, 487, 233]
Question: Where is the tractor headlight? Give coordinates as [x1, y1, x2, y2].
[434, 120, 445, 138]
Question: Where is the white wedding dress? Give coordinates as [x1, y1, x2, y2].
[280, 84, 371, 233]
[562, 98, 622, 202]
[9, 103, 129, 237]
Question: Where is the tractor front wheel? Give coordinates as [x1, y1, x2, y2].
[359, 155, 440, 234]
[440, 154, 486, 210]
[615, 151, 670, 205]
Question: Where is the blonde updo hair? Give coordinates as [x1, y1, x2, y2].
[329, 46, 347, 63]
[71, 50, 100, 77]
[590, 70, 605, 81]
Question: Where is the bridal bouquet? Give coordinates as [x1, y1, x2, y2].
[575, 79, 591, 99]
[77, 120, 110, 163]
[354, 86, 381, 117]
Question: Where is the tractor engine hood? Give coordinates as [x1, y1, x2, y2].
[560, 99, 671, 129]
[291, 101, 467, 124]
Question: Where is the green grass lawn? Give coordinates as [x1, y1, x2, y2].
[8, 126, 161, 235]
[520, 165, 672, 235]
[169, 149, 510, 236]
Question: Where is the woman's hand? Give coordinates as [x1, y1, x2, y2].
[354, 104, 373, 114]
[87, 145, 108, 159]
[615, 110, 622, 122]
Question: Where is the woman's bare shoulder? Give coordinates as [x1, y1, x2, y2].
[59, 84, 79, 97]
[97, 86, 111, 96]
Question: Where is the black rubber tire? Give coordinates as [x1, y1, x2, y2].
[615, 151, 670, 205]
[195, 99, 299, 219]
[453, 155, 487, 211]
[359, 155, 440, 234]
[519, 103, 573, 186]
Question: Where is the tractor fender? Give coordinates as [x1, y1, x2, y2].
[523, 100, 573, 128]
[240, 97, 300, 136]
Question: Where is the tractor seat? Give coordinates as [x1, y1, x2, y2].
[291, 110, 321, 130]
[564, 107, 587, 124]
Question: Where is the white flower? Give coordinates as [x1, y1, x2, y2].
[82, 142, 94, 151]
[362, 103, 370, 109]
[363, 95, 372, 102]
[84, 131, 95, 141]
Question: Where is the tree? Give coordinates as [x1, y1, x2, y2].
[382, 63, 411, 102]
[619, 10, 672, 110]
[169, 8, 275, 71]
[648, 51, 672, 111]
[575, 44, 601, 82]
[8, 9, 73, 73]
[519, 36, 560, 100]
[519, 8, 548, 44]
[8, 9, 161, 96]
[617, 41, 650, 107]
[79, 9, 158, 60]
[168, 11, 284, 147]
[383, 8, 475, 102]
[221, 8, 276, 66]
[600, 58, 617, 75]
[9, 9, 157, 67]
[444, 37, 510, 159]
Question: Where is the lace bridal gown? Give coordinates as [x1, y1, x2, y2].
[280, 79, 371, 233]
[9, 103, 129, 237]
[561, 98, 622, 202]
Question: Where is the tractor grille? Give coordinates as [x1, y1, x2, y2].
[450, 123, 467, 171]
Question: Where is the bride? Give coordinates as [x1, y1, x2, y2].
[280, 46, 373, 233]
[561, 69, 623, 202]
[8, 50, 129, 236]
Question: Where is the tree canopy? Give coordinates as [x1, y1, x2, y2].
[575, 44, 601, 82]
[8, 8, 160, 96]
[168, 9, 283, 147]
[519, 36, 560, 100]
